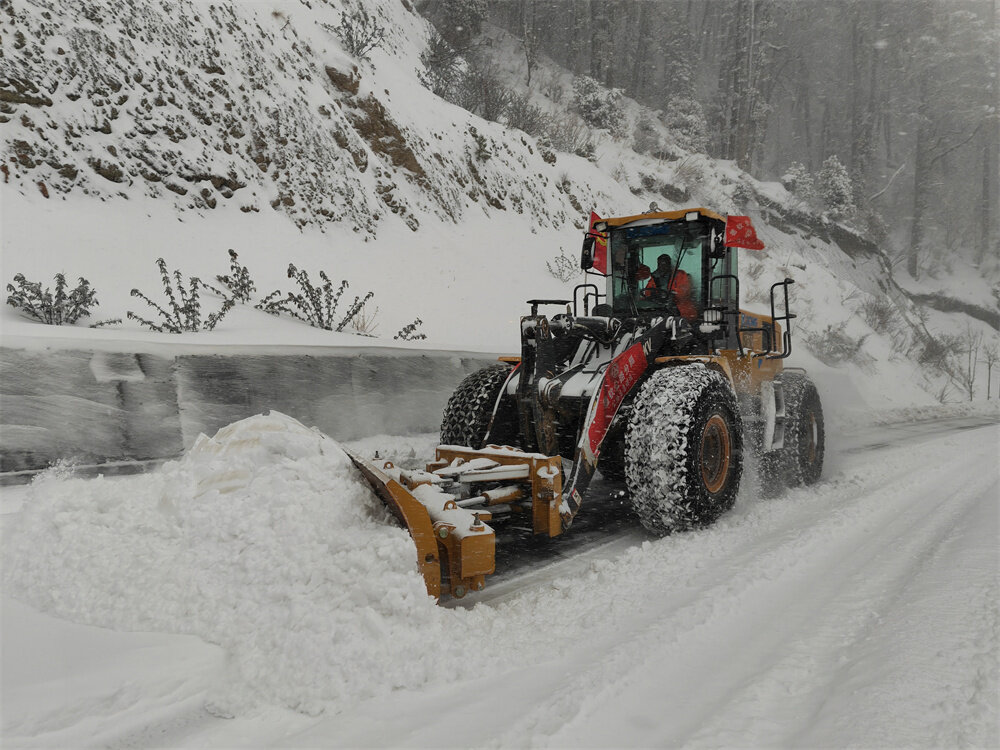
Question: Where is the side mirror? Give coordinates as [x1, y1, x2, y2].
[581, 235, 596, 270]
[710, 232, 727, 259]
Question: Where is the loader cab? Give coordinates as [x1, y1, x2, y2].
[605, 212, 737, 338]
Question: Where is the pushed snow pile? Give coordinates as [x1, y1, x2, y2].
[3, 412, 444, 715]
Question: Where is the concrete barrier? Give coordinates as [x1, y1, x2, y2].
[0, 344, 500, 473]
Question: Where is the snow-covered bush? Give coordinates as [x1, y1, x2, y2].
[858, 295, 898, 333]
[633, 114, 661, 155]
[541, 112, 594, 158]
[632, 112, 673, 160]
[128, 259, 234, 333]
[671, 155, 705, 188]
[732, 181, 755, 209]
[782, 157, 855, 219]
[394, 318, 427, 340]
[215, 249, 256, 303]
[781, 162, 816, 205]
[817, 156, 855, 218]
[805, 322, 871, 369]
[6, 272, 100, 325]
[663, 96, 708, 153]
[256, 264, 373, 333]
[571, 75, 628, 138]
[918, 334, 959, 378]
[546, 249, 580, 283]
[330, 7, 387, 62]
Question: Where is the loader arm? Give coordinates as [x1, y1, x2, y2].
[557, 317, 668, 528]
[514, 310, 672, 529]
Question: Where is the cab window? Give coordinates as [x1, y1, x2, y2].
[609, 226, 705, 315]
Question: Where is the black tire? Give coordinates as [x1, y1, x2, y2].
[597, 431, 627, 482]
[757, 449, 786, 498]
[782, 373, 824, 486]
[625, 367, 743, 534]
[440, 364, 518, 449]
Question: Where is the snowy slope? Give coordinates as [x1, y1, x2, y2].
[4, 0, 994, 404]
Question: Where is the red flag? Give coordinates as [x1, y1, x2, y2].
[589, 211, 608, 273]
[724, 215, 765, 251]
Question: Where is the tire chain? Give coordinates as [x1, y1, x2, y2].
[625, 366, 741, 534]
[780, 372, 824, 486]
[439, 364, 513, 449]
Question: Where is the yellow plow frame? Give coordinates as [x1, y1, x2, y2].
[346, 444, 564, 599]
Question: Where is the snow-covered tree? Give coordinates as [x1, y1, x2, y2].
[664, 96, 708, 154]
[817, 156, 854, 218]
[571, 75, 627, 138]
[781, 162, 816, 204]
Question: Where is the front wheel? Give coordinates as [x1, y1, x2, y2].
[440, 364, 518, 449]
[625, 367, 743, 534]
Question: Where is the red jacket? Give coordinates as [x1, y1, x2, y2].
[645, 269, 697, 320]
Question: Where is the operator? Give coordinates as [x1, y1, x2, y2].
[644, 253, 698, 320]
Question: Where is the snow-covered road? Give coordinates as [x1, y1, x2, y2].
[2, 415, 997, 748]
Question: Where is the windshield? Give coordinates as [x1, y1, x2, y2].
[609, 222, 706, 317]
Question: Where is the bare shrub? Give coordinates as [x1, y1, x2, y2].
[504, 93, 546, 136]
[6, 272, 100, 325]
[537, 68, 566, 103]
[256, 264, 373, 332]
[419, 29, 463, 99]
[394, 318, 426, 340]
[215, 249, 256, 303]
[546, 249, 579, 283]
[983, 341, 999, 399]
[918, 334, 959, 375]
[129, 259, 234, 333]
[858, 295, 897, 332]
[329, 8, 386, 62]
[455, 61, 512, 122]
[955, 324, 983, 401]
[671, 155, 704, 187]
[350, 302, 379, 336]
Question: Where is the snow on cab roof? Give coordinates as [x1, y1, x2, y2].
[601, 208, 727, 228]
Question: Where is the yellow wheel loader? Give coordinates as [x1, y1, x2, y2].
[347, 208, 824, 600]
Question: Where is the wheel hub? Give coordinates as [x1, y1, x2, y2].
[700, 414, 731, 493]
[806, 413, 818, 464]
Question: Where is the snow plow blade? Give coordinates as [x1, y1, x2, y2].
[344, 448, 495, 600]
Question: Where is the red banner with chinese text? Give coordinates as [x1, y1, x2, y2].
[586, 343, 647, 457]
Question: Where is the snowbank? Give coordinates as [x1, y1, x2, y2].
[4, 413, 997, 746]
[3, 412, 445, 716]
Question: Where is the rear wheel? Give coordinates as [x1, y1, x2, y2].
[625, 367, 743, 534]
[782, 374, 824, 486]
[440, 364, 518, 449]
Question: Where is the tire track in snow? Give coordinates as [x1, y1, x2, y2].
[684, 432, 998, 747]
[489, 424, 998, 748]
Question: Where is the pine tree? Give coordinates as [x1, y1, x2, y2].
[817, 156, 854, 218]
